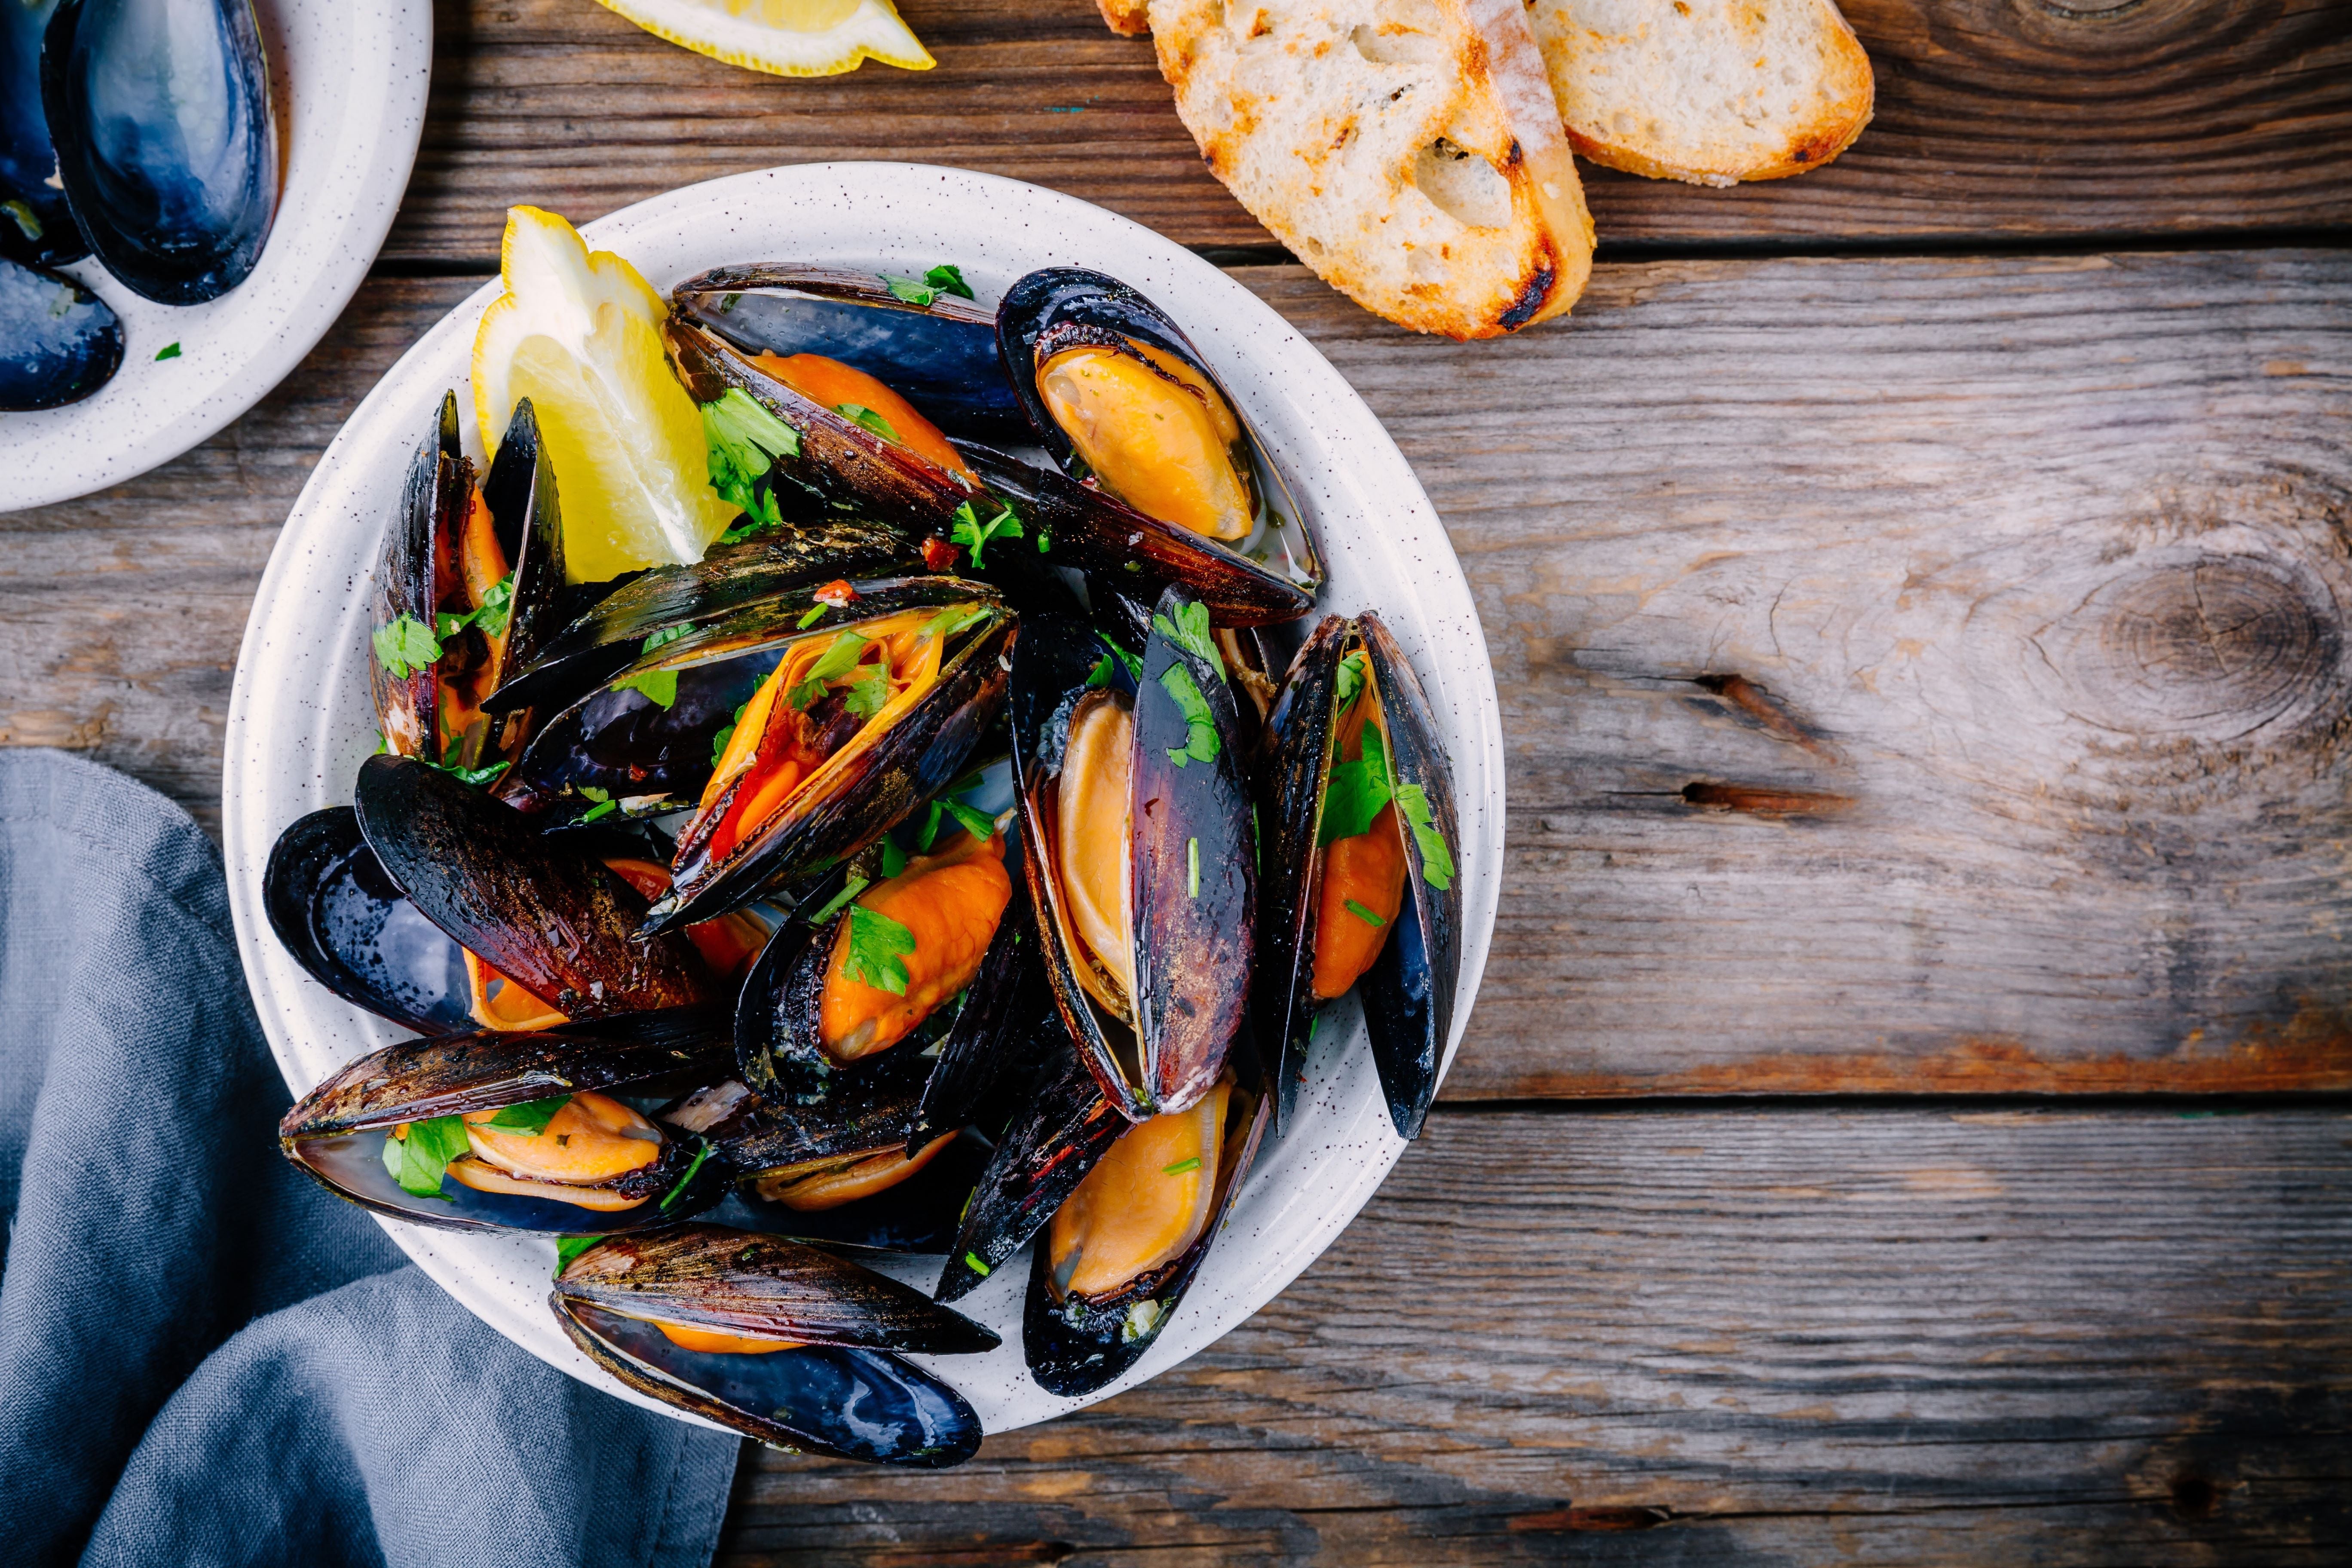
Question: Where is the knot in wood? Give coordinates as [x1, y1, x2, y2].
[2034, 552, 2341, 742]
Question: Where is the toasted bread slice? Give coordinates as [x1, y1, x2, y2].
[1528, 0, 1873, 186]
[1153, 0, 1594, 339]
[1099, 0, 1152, 33]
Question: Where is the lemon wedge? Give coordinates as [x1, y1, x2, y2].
[594, 0, 934, 77]
[472, 206, 735, 582]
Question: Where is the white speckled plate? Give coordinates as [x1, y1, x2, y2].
[0, 0, 431, 512]
[221, 164, 1503, 1438]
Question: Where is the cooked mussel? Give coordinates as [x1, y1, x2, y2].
[263, 807, 473, 1035]
[666, 312, 985, 538]
[1, 0, 83, 268]
[41, 0, 277, 304]
[1023, 1063, 1268, 1396]
[640, 577, 1014, 931]
[671, 264, 1026, 445]
[1257, 614, 1462, 1139]
[553, 1223, 992, 1466]
[371, 395, 572, 773]
[666, 1064, 954, 1220]
[279, 1008, 735, 1233]
[1011, 592, 1255, 1121]
[989, 267, 1320, 623]
[0, 253, 119, 410]
[355, 753, 717, 1026]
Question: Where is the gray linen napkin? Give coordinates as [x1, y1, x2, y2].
[0, 750, 738, 1567]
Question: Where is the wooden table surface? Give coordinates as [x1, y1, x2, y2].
[8, 0, 2350, 1560]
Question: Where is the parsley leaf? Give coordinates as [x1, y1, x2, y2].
[844, 903, 918, 994]
[381, 1116, 472, 1199]
[437, 574, 517, 643]
[786, 631, 870, 710]
[916, 799, 945, 851]
[427, 738, 510, 788]
[962, 1250, 992, 1276]
[882, 274, 937, 306]
[658, 1138, 713, 1210]
[1157, 664, 1219, 767]
[810, 875, 870, 926]
[155, 341, 181, 361]
[943, 798, 997, 843]
[797, 603, 829, 630]
[554, 1235, 600, 1274]
[1318, 724, 1393, 845]
[373, 616, 442, 680]
[1335, 650, 1368, 710]
[949, 499, 1024, 568]
[1161, 1156, 1202, 1176]
[880, 837, 908, 878]
[610, 668, 678, 709]
[710, 702, 747, 768]
[483, 1095, 572, 1136]
[1393, 782, 1455, 891]
[836, 403, 897, 442]
[925, 264, 974, 299]
[1152, 601, 1224, 677]
[704, 388, 800, 533]
[642, 625, 692, 655]
[1087, 642, 1142, 689]
[1345, 899, 1387, 928]
[841, 659, 891, 719]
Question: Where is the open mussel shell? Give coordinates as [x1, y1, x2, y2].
[666, 315, 984, 537]
[278, 1007, 736, 1234]
[934, 1024, 1126, 1304]
[645, 578, 1015, 932]
[355, 753, 716, 1018]
[42, 0, 277, 304]
[499, 646, 774, 827]
[671, 1062, 949, 1235]
[993, 266, 1322, 618]
[671, 265, 1027, 444]
[1257, 614, 1463, 1139]
[0, 253, 119, 410]
[1, 0, 84, 268]
[1022, 1064, 1270, 1397]
[371, 395, 469, 762]
[1011, 591, 1256, 1122]
[262, 806, 472, 1034]
[553, 1224, 988, 1467]
[485, 523, 919, 721]
[477, 398, 575, 681]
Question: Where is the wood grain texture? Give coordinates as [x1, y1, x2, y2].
[8, 251, 2348, 1097]
[382, 0, 2352, 267]
[715, 1105, 2352, 1565]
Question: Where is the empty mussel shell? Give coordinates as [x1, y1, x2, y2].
[1256, 613, 1462, 1138]
[42, 0, 278, 304]
[279, 1007, 737, 1234]
[1011, 591, 1255, 1122]
[554, 1223, 991, 1466]
[262, 806, 472, 1035]
[671, 265, 1027, 444]
[1, 0, 83, 268]
[0, 252, 120, 410]
[1022, 1063, 1269, 1397]
[354, 753, 716, 1020]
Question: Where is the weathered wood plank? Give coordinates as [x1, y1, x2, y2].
[385, 0, 2352, 266]
[715, 1105, 2352, 1565]
[9, 251, 2348, 1095]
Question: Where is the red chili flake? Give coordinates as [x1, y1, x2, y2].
[920, 536, 963, 573]
[814, 579, 858, 607]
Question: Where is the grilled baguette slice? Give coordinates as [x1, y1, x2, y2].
[1528, 0, 1873, 186]
[1099, 0, 1151, 32]
[1154, 0, 1594, 339]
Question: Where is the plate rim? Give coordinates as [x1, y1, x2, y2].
[221, 159, 1504, 1436]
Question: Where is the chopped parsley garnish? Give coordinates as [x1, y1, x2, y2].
[643, 625, 692, 654]
[1318, 723, 1391, 845]
[836, 402, 897, 442]
[880, 838, 908, 878]
[381, 1116, 472, 1199]
[844, 903, 918, 995]
[786, 630, 870, 710]
[554, 1235, 600, 1273]
[1157, 664, 1219, 768]
[943, 798, 997, 844]
[926, 264, 974, 299]
[1152, 601, 1224, 677]
[154, 341, 182, 361]
[482, 1095, 572, 1136]
[372, 615, 441, 680]
[920, 604, 992, 645]
[1335, 649, 1369, 710]
[1394, 782, 1455, 891]
[915, 800, 945, 851]
[609, 668, 678, 709]
[796, 603, 829, 629]
[658, 1138, 713, 1210]
[882, 274, 938, 306]
[810, 875, 870, 925]
[576, 786, 619, 824]
[841, 658, 891, 719]
[1344, 899, 1386, 928]
[703, 388, 800, 535]
[429, 737, 509, 788]
[437, 573, 515, 643]
[963, 1250, 992, 1276]
[710, 702, 748, 768]
[949, 499, 1024, 567]
[1161, 1157, 1202, 1176]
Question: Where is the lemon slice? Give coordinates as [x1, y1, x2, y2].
[594, 0, 934, 77]
[472, 206, 735, 582]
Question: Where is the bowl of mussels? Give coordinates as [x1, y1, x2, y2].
[223, 164, 1502, 1466]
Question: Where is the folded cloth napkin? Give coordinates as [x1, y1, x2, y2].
[0, 750, 739, 1568]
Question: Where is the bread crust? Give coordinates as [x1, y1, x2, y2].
[1153, 0, 1593, 339]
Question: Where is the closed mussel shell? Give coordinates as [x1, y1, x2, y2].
[553, 1223, 989, 1467]
[0, 255, 119, 409]
[278, 1007, 736, 1234]
[1, 0, 84, 268]
[355, 753, 716, 1019]
[477, 398, 576, 683]
[372, 395, 469, 763]
[1256, 614, 1462, 1139]
[262, 806, 472, 1035]
[671, 264, 1026, 444]
[645, 577, 1014, 932]
[1011, 589, 1255, 1123]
